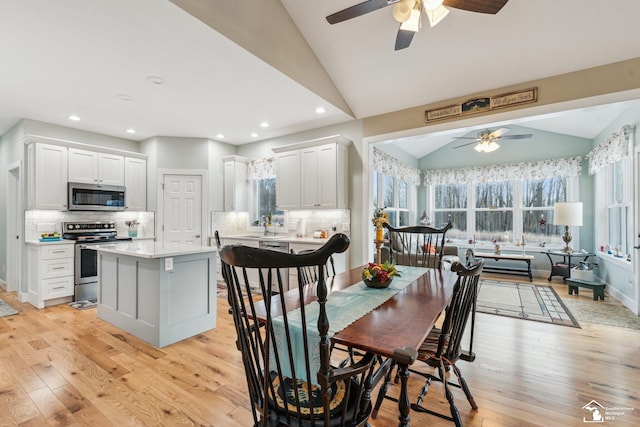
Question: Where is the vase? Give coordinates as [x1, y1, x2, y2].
[375, 227, 384, 241]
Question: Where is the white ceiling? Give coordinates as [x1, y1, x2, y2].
[2, 0, 640, 155]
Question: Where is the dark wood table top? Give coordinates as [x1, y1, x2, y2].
[254, 265, 458, 362]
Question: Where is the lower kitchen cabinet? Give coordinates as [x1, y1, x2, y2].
[25, 241, 75, 308]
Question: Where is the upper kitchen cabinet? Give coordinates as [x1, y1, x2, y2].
[223, 156, 247, 212]
[124, 157, 147, 211]
[274, 135, 350, 210]
[27, 142, 68, 210]
[68, 148, 124, 185]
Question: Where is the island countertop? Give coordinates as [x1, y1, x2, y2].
[91, 241, 216, 259]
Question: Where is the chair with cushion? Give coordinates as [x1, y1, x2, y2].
[220, 233, 375, 426]
[372, 258, 484, 427]
[382, 222, 453, 269]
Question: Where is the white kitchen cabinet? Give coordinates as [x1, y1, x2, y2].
[124, 156, 147, 211]
[275, 150, 300, 210]
[274, 135, 350, 210]
[223, 156, 247, 212]
[68, 148, 124, 185]
[27, 142, 68, 210]
[25, 242, 75, 309]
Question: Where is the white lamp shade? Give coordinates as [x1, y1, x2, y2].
[554, 202, 583, 226]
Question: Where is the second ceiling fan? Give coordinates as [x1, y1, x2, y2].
[326, 0, 510, 50]
[452, 128, 533, 153]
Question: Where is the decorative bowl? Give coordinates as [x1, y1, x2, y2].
[363, 277, 393, 289]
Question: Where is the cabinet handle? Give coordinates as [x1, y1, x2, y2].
[52, 267, 65, 270]
[53, 286, 65, 290]
[52, 250, 65, 253]
[195, 234, 201, 238]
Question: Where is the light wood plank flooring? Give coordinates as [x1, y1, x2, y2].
[0, 277, 638, 426]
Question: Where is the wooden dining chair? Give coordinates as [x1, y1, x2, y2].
[372, 259, 484, 427]
[219, 233, 376, 426]
[383, 222, 453, 269]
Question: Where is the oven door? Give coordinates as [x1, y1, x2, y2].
[75, 243, 99, 285]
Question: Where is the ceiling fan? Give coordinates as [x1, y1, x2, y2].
[326, 0, 509, 50]
[452, 128, 533, 153]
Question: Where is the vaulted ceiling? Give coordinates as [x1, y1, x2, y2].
[2, 0, 640, 157]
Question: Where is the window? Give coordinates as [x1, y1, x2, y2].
[373, 171, 414, 227]
[433, 183, 467, 239]
[607, 158, 631, 255]
[428, 176, 571, 245]
[250, 178, 283, 225]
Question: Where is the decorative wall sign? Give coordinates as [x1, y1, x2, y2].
[425, 87, 538, 123]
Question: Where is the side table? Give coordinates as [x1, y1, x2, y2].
[542, 250, 595, 281]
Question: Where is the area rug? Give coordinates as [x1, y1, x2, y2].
[0, 298, 19, 317]
[477, 280, 580, 328]
[68, 298, 97, 310]
[562, 295, 640, 331]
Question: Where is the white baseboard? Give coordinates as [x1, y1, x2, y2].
[606, 285, 639, 316]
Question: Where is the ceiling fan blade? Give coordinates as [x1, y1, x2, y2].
[489, 127, 510, 138]
[500, 134, 533, 140]
[326, 0, 398, 24]
[395, 27, 415, 50]
[452, 141, 479, 149]
[443, 0, 509, 14]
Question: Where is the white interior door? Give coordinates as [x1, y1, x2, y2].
[162, 174, 203, 245]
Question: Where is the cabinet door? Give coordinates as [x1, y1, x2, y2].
[223, 160, 246, 211]
[33, 143, 68, 210]
[300, 147, 319, 208]
[68, 148, 98, 183]
[125, 157, 147, 211]
[98, 153, 125, 185]
[316, 144, 338, 208]
[276, 151, 301, 210]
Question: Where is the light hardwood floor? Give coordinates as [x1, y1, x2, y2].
[0, 276, 638, 426]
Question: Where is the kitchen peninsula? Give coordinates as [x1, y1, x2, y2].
[92, 241, 217, 348]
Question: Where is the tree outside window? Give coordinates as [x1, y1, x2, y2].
[250, 178, 283, 225]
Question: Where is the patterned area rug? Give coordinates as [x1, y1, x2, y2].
[0, 297, 19, 317]
[562, 293, 640, 331]
[477, 280, 580, 328]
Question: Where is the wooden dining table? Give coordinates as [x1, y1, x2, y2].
[254, 265, 459, 427]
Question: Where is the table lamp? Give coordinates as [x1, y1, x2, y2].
[554, 202, 583, 253]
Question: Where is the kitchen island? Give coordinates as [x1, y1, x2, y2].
[92, 241, 217, 348]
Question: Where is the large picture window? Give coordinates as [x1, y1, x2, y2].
[250, 178, 283, 225]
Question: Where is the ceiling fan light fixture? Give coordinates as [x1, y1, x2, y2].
[423, 0, 444, 11]
[474, 140, 500, 153]
[425, 5, 449, 27]
[392, 0, 415, 23]
[400, 7, 422, 32]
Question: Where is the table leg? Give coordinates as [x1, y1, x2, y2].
[526, 259, 533, 282]
[397, 362, 411, 427]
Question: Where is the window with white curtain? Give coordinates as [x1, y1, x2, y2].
[372, 171, 414, 227]
[607, 158, 631, 255]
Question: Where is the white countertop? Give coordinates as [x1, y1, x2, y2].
[91, 241, 216, 259]
[26, 239, 74, 246]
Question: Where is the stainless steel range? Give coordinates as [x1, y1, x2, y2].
[63, 221, 132, 301]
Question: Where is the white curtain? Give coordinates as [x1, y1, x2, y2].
[586, 125, 633, 175]
[423, 157, 583, 185]
[372, 148, 421, 186]
[246, 157, 276, 180]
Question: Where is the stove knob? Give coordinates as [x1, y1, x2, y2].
[75, 224, 80, 229]
[67, 224, 74, 230]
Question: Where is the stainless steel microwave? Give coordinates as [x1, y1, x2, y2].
[68, 182, 126, 211]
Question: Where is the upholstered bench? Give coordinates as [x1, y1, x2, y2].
[566, 277, 606, 301]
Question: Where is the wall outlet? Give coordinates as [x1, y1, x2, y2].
[341, 223, 350, 234]
[164, 257, 174, 271]
[2, 265, 5, 273]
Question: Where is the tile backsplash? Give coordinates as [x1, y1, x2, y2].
[25, 210, 155, 241]
[211, 209, 350, 238]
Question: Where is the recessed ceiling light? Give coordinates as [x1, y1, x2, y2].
[126, 129, 136, 134]
[315, 106, 326, 114]
[259, 121, 269, 128]
[68, 115, 80, 121]
[146, 75, 165, 85]
[250, 132, 258, 138]
[216, 133, 224, 139]
[116, 94, 134, 101]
